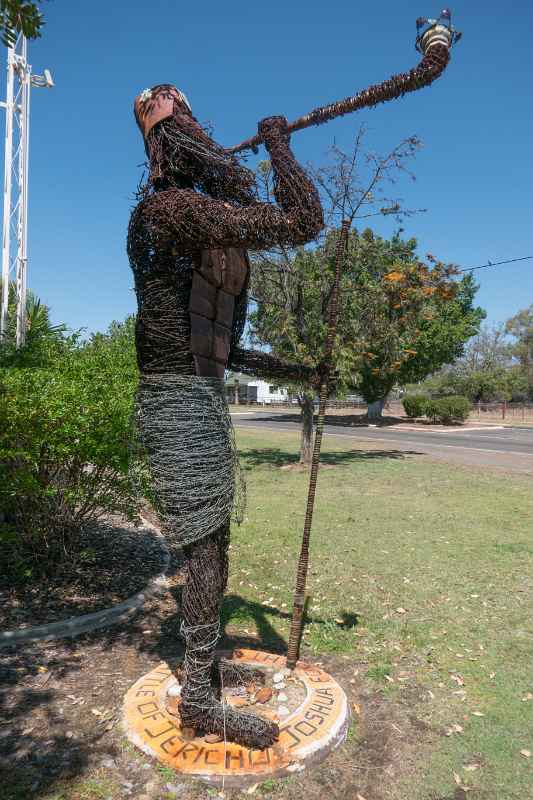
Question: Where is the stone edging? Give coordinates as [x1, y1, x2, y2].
[0, 516, 170, 650]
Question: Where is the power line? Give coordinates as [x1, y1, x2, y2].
[457, 255, 533, 274]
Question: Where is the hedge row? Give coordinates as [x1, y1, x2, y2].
[402, 394, 471, 424]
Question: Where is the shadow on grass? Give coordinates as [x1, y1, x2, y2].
[241, 447, 421, 469]
[220, 594, 359, 650]
[220, 593, 291, 653]
[337, 611, 360, 630]
[153, 589, 326, 660]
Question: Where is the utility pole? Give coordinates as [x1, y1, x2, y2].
[0, 34, 53, 346]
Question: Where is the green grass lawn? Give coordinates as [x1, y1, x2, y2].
[226, 429, 533, 799]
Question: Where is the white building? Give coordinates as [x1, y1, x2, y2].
[225, 372, 289, 405]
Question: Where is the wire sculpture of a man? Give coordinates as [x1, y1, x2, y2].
[128, 85, 323, 748]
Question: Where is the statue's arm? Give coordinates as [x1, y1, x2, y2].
[230, 346, 318, 387]
[140, 117, 323, 253]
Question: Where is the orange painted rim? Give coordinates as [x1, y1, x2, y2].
[123, 649, 349, 787]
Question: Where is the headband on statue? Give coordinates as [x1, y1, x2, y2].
[134, 84, 193, 139]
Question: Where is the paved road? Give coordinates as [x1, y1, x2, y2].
[232, 411, 533, 472]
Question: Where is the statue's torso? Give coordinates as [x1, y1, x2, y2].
[128, 206, 248, 377]
[189, 247, 249, 378]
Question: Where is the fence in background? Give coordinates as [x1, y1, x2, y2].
[472, 401, 533, 422]
[230, 397, 533, 423]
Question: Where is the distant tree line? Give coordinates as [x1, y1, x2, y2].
[416, 308, 533, 403]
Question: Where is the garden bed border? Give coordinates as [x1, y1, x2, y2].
[0, 515, 170, 650]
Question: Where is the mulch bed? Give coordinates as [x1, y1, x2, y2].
[0, 515, 168, 631]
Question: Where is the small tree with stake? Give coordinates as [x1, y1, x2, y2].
[250, 128, 426, 461]
[250, 127, 482, 452]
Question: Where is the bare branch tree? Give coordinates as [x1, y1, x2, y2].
[248, 126, 427, 455]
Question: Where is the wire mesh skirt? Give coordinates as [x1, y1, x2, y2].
[135, 373, 243, 549]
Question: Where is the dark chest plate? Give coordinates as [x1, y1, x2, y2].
[189, 248, 249, 378]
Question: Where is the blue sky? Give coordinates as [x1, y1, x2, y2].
[4, 0, 532, 334]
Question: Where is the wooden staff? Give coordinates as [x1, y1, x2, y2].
[286, 219, 350, 670]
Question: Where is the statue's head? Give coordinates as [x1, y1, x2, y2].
[133, 84, 256, 202]
[134, 84, 194, 141]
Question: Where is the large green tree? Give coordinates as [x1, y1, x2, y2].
[356, 251, 485, 417]
[250, 227, 483, 458]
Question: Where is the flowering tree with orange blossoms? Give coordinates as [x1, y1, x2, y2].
[353, 243, 484, 417]
[250, 228, 485, 436]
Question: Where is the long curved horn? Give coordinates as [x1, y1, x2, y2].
[227, 20, 459, 155]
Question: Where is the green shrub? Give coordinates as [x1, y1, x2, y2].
[402, 394, 427, 418]
[424, 395, 471, 424]
[423, 398, 439, 423]
[0, 345, 139, 573]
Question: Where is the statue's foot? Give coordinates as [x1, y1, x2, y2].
[214, 658, 266, 688]
[180, 694, 279, 750]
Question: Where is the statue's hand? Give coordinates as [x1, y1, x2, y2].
[258, 115, 290, 150]
[311, 361, 339, 392]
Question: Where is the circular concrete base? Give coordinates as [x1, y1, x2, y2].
[123, 649, 349, 788]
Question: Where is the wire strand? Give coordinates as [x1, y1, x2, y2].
[457, 255, 533, 274]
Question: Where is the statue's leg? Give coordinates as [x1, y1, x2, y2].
[179, 524, 279, 749]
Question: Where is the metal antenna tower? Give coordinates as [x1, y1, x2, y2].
[0, 35, 53, 346]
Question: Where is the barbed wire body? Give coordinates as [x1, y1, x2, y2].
[127, 88, 323, 748]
